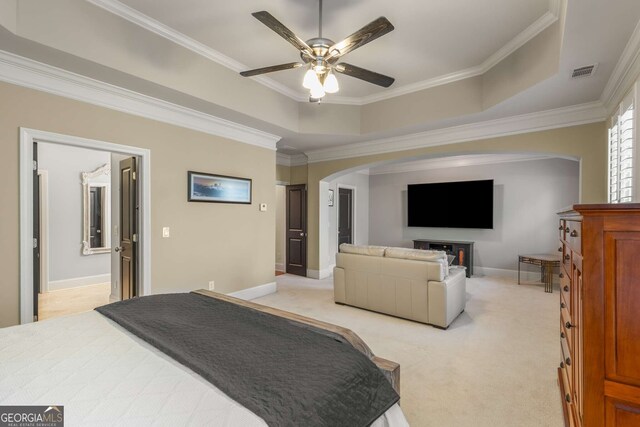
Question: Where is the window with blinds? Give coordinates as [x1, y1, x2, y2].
[608, 103, 634, 203]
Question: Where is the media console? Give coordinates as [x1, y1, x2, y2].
[413, 239, 474, 278]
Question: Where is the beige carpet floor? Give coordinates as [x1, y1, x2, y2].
[254, 274, 563, 427]
[38, 283, 111, 321]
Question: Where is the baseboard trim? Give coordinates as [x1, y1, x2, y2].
[228, 281, 277, 300]
[474, 266, 559, 282]
[307, 264, 335, 280]
[275, 262, 285, 272]
[47, 273, 111, 291]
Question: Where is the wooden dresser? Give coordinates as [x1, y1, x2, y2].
[557, 204, 640, 427]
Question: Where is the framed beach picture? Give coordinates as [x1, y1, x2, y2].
[188, 171, 252, 204]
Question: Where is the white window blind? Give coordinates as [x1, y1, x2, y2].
[609, 102, 634, 203]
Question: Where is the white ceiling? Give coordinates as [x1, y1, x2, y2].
[118, 0, 551, 99]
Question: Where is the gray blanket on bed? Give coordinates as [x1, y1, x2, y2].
[96, 293, 399, 427]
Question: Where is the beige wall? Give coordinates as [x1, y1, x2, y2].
[290, 165, 308, 185]
[304, 122, 608, 270]
[0, 81, 275, 327]
[276, 164, 290, 183]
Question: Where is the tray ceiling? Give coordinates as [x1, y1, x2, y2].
[116, 0, 551, 100]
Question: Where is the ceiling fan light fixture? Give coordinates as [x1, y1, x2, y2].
[303, 68, 319, 89]
[310, 83, 326, 99]
[323, 72, 339, 93]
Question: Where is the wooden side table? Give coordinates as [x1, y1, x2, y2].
[517, 254, 561, 293]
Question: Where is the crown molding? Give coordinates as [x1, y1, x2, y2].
[305, 101, 607, 163]
[368, 154, 552, 175]
[276, 152, 308, 166]
[0, 50, 280, 150]
[88, 0, 560, 106]
[87, 0, 307, 102]
[600, 19, 640, 114]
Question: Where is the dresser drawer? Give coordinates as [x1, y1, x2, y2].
[561, 332, 573, 388]
[561, 301, 572, 349]
[560, 270, 571, 309]
[565, 221, 582, 254]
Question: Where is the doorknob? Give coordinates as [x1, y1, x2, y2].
[114, 246, 124, 252]
[299, 233, 305, 237]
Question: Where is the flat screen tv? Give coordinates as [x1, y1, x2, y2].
[408, 179, 494, 229]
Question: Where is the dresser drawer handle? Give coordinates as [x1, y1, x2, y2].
[565, 227, 570, 233]
[565, 321, 573, 329]
[570, 230, 578, 237]
[558, 225, 563, 230]
[558, 247, 562, 252]
[564, 254, 570, 261]
[565, 393, 571, 403]
[560, 302, 566, 309]
[560, 361, 565, 369]
[561, 331, 565, 339]
[559, 273, 564, 278]
[563, 286, 569, 292]
[565, 357, 571, 366]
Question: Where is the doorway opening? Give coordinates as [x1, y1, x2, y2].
[337, 185, 355, 246]
[285, 184, 307, 276]
[20, 128, 151, 324]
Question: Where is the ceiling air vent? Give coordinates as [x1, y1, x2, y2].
[572, 64, 598, 78]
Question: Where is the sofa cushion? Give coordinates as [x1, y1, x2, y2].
[339, 244, 387, 257]
[384, 247, 446, 262]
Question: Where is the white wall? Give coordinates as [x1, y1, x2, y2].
[275, 185, 286, 272]
[319, 171, 369, 276]
[368, 158, 580, 273]
[38, 143, 111, 289]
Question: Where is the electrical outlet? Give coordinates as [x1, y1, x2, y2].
[259, 203, 267, 211]
[208, 281, 215, 291]
[162, 227, 170, 238]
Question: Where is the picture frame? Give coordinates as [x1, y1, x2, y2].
[188, 171, 252, 204]
[328, 189, 334, 207]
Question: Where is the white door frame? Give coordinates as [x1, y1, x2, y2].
[336, 184, 356, 245]
[20, 128, 152, 324]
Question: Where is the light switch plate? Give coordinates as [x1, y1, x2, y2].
[162, 227, 170, 238]
[259, 203, 267, 211]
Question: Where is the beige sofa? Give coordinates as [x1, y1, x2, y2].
[333, 244, 466, 328]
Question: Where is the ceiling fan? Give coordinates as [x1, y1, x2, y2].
[240, 0, 395, 101]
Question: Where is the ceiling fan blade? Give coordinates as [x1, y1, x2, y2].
[252, 11, 314, 58]
[240, 62, 303, 77]
[334, 63, 395, 87]
[326, 17, 394, 61]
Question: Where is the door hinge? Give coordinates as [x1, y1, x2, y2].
[132, 171, 136, 180]
[33, 160, 37, 171]
[132, 233, 138, 243]
[33, 238, 38, 249]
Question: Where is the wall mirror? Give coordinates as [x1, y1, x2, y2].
[82, 163, 111, 255]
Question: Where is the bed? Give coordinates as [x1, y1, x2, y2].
[0, 290, 408, 426]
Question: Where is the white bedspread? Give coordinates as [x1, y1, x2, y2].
[0, 311, 408, 427]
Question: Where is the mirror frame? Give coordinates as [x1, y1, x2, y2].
[82, 163, 111, 255]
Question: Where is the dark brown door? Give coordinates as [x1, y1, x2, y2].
[286, 184, 307, 276]
[338, 187, 353, 246]
[118, 157, 137, 300]
[33, 142, 40, 321]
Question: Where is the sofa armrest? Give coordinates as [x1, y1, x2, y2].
[333, 267, 346, 303]
[427, 268, 466, 328]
